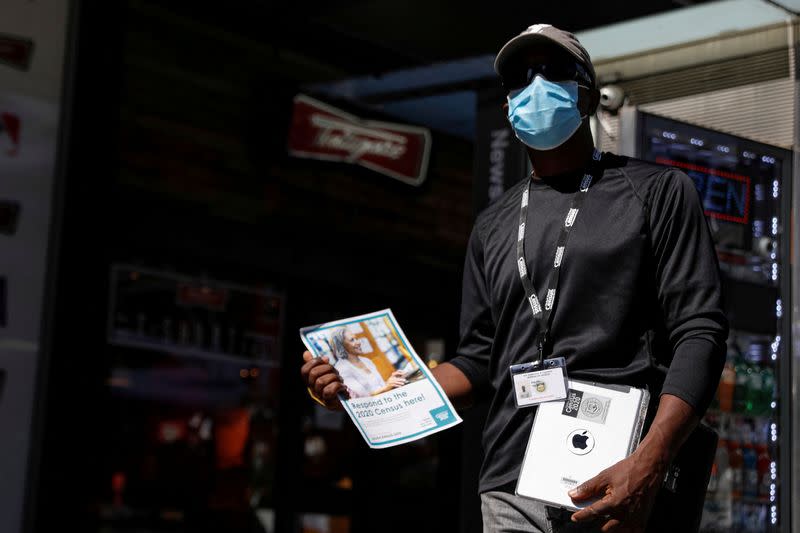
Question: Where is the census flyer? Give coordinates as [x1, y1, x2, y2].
[300, 309, 461, 448]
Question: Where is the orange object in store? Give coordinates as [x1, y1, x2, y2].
[215, 408, 250, 470]
[718, 361, 735, 412]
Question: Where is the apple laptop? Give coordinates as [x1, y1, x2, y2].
[516, 379, 649, 510]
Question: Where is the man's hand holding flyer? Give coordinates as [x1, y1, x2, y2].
[301, 309, 461, 448]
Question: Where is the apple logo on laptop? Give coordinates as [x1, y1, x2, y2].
[567, 429, 595, 455]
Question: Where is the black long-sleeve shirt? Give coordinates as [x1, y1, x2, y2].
[449, 154, 728, 494]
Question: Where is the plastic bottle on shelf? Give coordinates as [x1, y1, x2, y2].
[728, 422, 744, 530]
[745, 343, 765, 415]
[733, 353, 751, 413]
[741, 502, 764, 533]
[714, 425, 733, 531]
[210, 316, 222, 352]
[161, 315, 174, 344]
[759, 364, 775, 416]
[135, 311, 147, 337]
[705, 416, 720, 496]
[177, 307, 191, 345]
[756, 432, 771, 504]
[719, 360, 736, 412]
[742, 427, 758, 500]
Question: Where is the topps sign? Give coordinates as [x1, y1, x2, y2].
[288, 94, 431, 186]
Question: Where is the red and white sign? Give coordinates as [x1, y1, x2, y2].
[0, 112, 20, 156]
[176, 283, 229, 311]
[288, 94, 431, 186]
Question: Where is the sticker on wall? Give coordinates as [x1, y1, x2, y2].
[0, 112, 20, 156]
[0, 200, 20, 235]
[0, 33, 34, 71]
[0, 277, 6, 327]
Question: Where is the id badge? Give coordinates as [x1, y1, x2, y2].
[509, 357, 568, 408]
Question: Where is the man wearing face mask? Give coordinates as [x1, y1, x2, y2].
[301, 24, 728, 533]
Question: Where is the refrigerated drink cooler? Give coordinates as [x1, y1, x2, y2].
[619, 110, 792, 533]
[99, 265, 284, 532]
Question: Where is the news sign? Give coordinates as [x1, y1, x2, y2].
[288, 94, 431, 186]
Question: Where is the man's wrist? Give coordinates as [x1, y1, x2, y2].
[636, 393, 700, 468]
[634, 434, 671, 474]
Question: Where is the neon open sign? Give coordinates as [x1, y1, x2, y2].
[655, 158, 751, 224]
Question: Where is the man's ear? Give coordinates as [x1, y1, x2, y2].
[578, 86, 601, 116]
[588, 87, 601, 116]
[502, 101, 509, 114]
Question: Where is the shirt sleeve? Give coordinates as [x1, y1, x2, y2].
[448, 223, 494, 391]
[648, 169, 729, 414]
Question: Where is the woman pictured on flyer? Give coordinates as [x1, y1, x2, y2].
[329, 326, 407, 397]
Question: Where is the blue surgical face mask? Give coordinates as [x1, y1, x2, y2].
[506, 75, 586, 151]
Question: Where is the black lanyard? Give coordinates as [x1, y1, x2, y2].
[516, 148, 602, 365]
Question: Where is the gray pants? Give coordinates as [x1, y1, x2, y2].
[480, 490, 602, 533]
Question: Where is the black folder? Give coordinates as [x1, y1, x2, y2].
[647, 423, 719, 533]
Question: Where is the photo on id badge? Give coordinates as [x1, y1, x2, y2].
[510, 357, 568, 407]
[302, 316, 426, 399]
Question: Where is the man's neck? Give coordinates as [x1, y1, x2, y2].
[527, 124, 595, 179]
